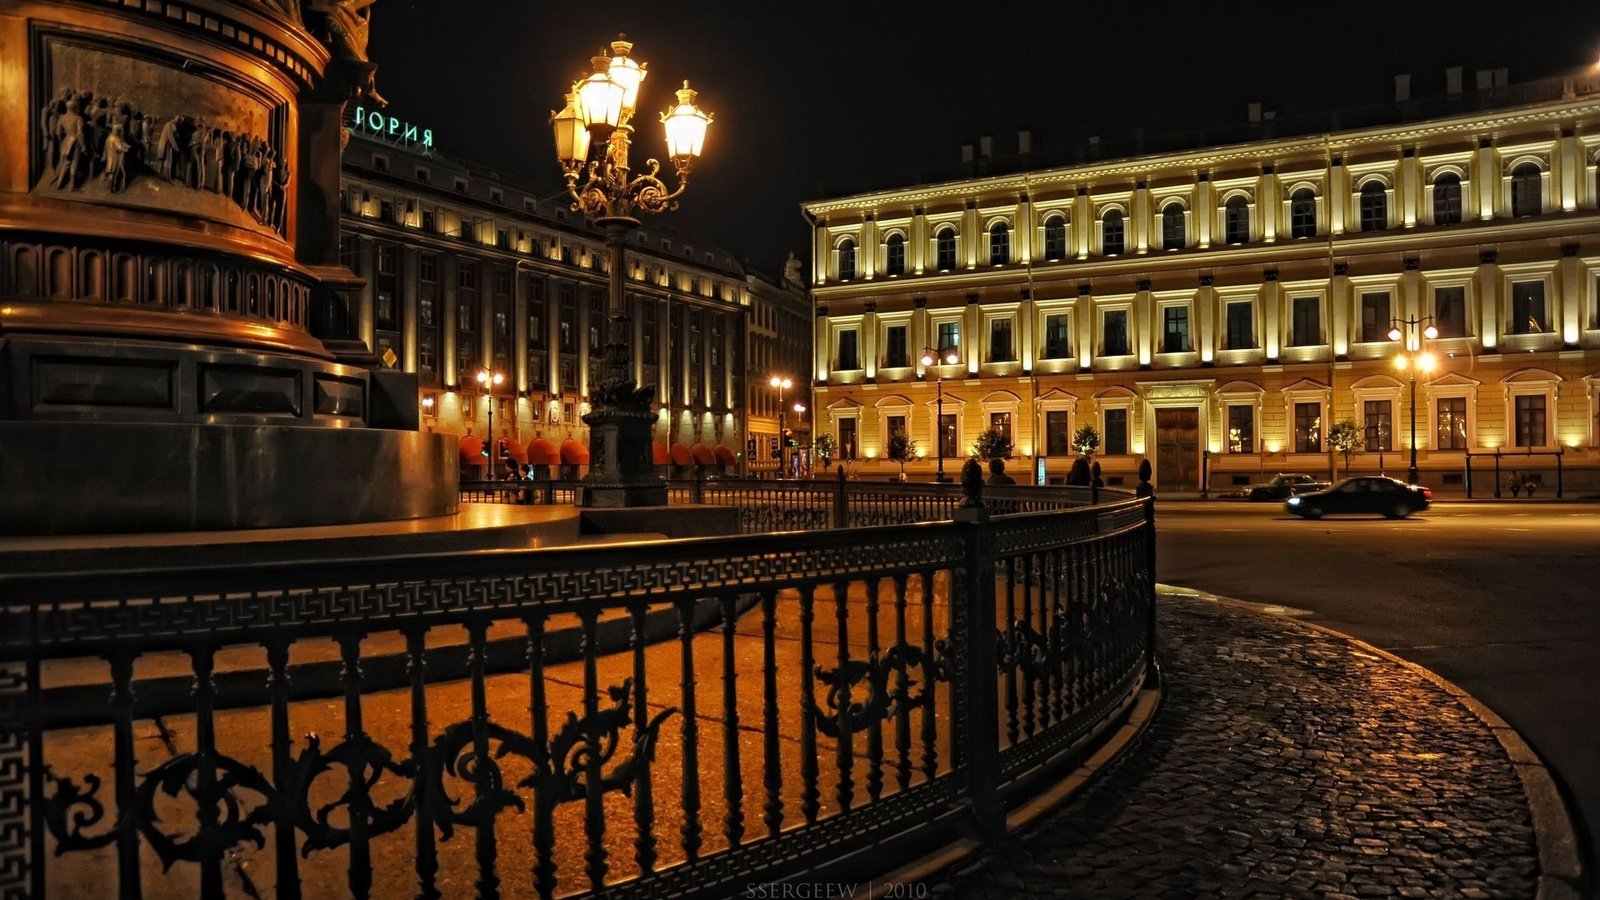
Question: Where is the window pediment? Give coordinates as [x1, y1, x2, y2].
[1501, 367, 1561, 384]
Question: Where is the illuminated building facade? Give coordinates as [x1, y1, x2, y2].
[804, 70, 1600, 492]
[339, 117, 750, 471]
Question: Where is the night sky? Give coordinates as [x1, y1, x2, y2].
[368, 4, 1597, 278]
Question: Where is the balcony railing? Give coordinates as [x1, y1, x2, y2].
[0, 468, 1155, 899]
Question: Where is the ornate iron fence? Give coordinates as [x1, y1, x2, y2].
[0, 465, 1155, 899]
[464, 474, 1116, 533]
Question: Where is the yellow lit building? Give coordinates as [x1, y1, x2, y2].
[803, 70, 1600, 493]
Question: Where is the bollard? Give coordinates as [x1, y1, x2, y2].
[1135, 459, 1154, 499]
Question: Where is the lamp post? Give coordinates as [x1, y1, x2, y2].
[551, 35, 713, 507]
[474, 367, 505, 478]
[920, 346, 961, 482]
[1388, 315, 1439, 485]
[792, 401, 807, 477]
[770, 374, 792, 478]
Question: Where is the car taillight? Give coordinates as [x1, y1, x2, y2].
[1421, 487, 1433, 500]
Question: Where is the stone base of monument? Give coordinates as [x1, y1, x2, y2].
[0, 420, 457, 535]
[579, 504, 740, 539]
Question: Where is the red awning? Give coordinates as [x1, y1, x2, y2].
[670, 444, 693, 467]
[713, 445, 736, 466]
[652, 442, 670, 465]
[528, 438, 560, 466]
[499, 436, 528, 465]
[690, 443, 716, 466]
[458, 435, 486, 466]
[560, 438, 590, 465]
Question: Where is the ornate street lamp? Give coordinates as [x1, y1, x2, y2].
[552, 35, 713, 507]
[1389, 315, 1439, 485]
[474, 367, 506, 477]
[920, 346, 961, 482]
[769, 375, 792, 477]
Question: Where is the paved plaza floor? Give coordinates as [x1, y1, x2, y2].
[930, 592, 1560, 899]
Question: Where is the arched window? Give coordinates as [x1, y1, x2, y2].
[838, 238, 856, 280]
[1101, 210, 1124, 256]
[1224, 196, 1250, 245]
[1161, 203, 1186, 250]
[1510, 163, 1542, 217]
[988, 222, 1010, 266]
[1433, 173, 1462, 224]
[1359, 182, 1388, 232]
[1042, 216, 1066, 261]
[934, 228, 957, 271]
[885, 233, 906, 276]
[1289, 189, 1317, 239]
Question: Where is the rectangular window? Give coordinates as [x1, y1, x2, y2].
[936, 321, 961, 355]
[640, 300, 658, 365]
[1294, 402, 1322, 453]
[1291, 296, 1321, 346]
[1435, 286, 1467, 337]
[1045, 410, 1070, 456]
[838, 418, 858, 461]
[886, 415, 906, 440]
[1227, 405, 1253, 454]
[1102, 310, 1129, 356]
[1043, 314, 1070, 359]
[419, 253, 437, 283]
[1360, 292, 1391, 343]
[456, 294, 476, 334]
[989, 319, 1014, 362]
[1161, 306, 1190, 353]
[1514, 395, 1547, 448]
[837, 329, 859, 370]
[1103, 408, 1128, 455]
[884, 325, 909, 368]
[1510, 281, 1547, 334]
[558, 287, 576, 353]
[527, 280, 545, 350]
[1225, 301, 1254, 350]
[588, 295, 606, 355]
[989, 411, 1012, 443]
[1363, 400, 1393, 451]
[939, 413, 958, 458]
[1436, 397, 1468, 450]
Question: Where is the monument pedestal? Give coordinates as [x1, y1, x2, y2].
[579, 404, 667, 508]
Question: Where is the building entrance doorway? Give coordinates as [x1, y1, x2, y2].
[1155, 407, 1200, 490]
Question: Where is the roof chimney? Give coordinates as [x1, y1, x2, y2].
[1446, 66, 1463, 95]
[1017, 129, 1032, 155]
[978, 135, 993, 158]
[1248, 102, 1262, 124]
[1394, 73, 1411, 102]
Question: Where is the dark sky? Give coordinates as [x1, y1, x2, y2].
[368, 4, 1597, 277]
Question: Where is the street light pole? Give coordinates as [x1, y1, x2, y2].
[770, 374, 791, 478]
[475, 367, 505, 478]
[1388, 315, 1439, 486]
[551, 36, 713, 507]
[921, 345, 960, 483]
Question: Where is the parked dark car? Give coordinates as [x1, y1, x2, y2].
[1247, 473, 1328, 501]
[1285, 477, 1432, 519]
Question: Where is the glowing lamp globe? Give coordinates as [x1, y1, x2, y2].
[550, 93, 591, 165]
[1423, 324, 1439, 340]
[919, 350, 935, 367]
[1387, 326, 1403, 342]
[662, 81, 712, 160]
[576, 67, 625, 130]
[606, 38, 647, 112]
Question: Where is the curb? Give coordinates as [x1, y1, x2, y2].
[860, 681, 1163, 898]
[1159, 583, 1586, 900]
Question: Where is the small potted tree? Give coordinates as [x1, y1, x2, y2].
[970, 426, 1013, 464]
[1328, 419, 1363, 478]
[1068, 424, 1100, 485]
[813, 433, 836, 478]
[885, 428, 917, 481]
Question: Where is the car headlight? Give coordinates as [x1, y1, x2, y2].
[1287, 497, 1300, 505]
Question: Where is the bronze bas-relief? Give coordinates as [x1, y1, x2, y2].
[32, 37, 291, 239]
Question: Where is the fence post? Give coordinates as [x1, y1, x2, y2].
[1465, 454, 1473, 499]
[1494, 448, 1502, 498]
[1140, 463, 1158, 681]
[542, 479, 555, 505]
[834, 465, 849, 528]
[1557, 449, 1564, 499]
[952, 459, 1002, 843]
[693, 468, 705, 504]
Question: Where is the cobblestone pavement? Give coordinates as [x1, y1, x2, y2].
[933, 594, 1541, 899]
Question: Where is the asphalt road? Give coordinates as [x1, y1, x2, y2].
[1155, 499, 1600, 877]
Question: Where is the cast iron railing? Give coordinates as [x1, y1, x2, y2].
[0, 463, 1155, 899]
[461, 474, 1112, 532]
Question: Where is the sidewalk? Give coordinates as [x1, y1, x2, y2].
[929, 591, 1577, 900]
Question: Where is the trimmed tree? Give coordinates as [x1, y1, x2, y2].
[1072, 424, 1101, 458]
[1328, 419, 1363, 476]
[885, 429, 918, 481]
[813, 432, 836, 476]
[970, 426, 1013, 462]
